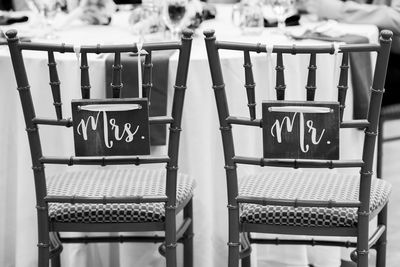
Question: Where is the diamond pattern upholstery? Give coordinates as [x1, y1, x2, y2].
[47, 168, 195, 223]
[239, 171, 391, 227]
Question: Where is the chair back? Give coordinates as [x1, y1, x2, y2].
[6, 29, 193, 208]
[204, 29, 392, 215]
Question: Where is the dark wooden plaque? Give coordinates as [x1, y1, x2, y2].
[72, 98, 150, 156]
[262, 101, 340, 160]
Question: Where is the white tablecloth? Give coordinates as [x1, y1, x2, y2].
[0, 4, 379, 267]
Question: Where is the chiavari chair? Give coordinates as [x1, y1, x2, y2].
[204, 29, 392, 267]
[6, 29, 194, 267]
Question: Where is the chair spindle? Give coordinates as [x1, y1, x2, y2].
[111, 52, 123, 98]
[275, 52, 285, 100]
[47, 51, 63, 119]
[80, 52, 91, 99]
[337, 52, 349, 121]
[243, 51, 256, 120]
[143, 52, 153, 101]
[306, 53, 317, 101]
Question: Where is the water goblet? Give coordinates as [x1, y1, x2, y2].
[129, 2, 163, 41]
[232, 0, 264, 35]
[269, 0, 295, 31]
[162, 0, 188, 40]
[30, 0, 61, 39]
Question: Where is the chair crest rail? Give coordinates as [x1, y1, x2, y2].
[215, 41, 381, 54]
[17, 42, 182, 53]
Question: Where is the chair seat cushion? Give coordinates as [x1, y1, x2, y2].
[47, 168, 195, 223]
[239, 171, 391, 227]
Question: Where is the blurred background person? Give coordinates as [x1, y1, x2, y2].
[304, 0, 400, 107]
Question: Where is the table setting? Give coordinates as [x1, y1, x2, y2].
[0, 0, 378, 48]
[0, 1, 383, 267]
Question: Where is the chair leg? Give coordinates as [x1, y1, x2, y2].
[38, 244, 50, 267]
[241, 254, 251, 267]
[183, 199, 193, 267]
[376, 204, 388, 267]
[377, 116, 384, 178]
[228, 243, 240, 267]
[51, 254, 61, 267]
[49, 232, 63, 267]
[165, 207, 177, 267]
[241, 232, 251, 267]
[228, 213, 240, 267]
[37, 211, 50, 267]
[356, 250, 369, 267]
[356, 209, 370, 267]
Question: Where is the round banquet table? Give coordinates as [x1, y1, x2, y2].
[0, 4, 379, 267]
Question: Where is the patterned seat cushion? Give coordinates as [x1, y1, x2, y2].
[47, 168, 195, 223]
[239, 171, 391, 227]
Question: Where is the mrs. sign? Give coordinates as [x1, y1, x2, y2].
[72, 98, 150, 156]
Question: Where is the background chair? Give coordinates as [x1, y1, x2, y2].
[6, 29, 194, 267]
[204, 29, 392, 267]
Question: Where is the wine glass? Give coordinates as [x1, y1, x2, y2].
[162, 0, 188, 40]
[232, 0, 264, 35]
[129, 3, 163, 41]
[269, 0, 295, 31]
[29, 0, 61, 39]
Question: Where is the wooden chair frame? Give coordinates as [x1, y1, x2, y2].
[204, 29, 392, 267]
[6, 29, 193, 267]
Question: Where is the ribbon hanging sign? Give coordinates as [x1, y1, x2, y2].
[136, 39, 148, 98]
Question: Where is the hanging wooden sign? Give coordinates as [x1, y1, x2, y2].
[71, 98, 150, 156]
[262, 101, 340, 160]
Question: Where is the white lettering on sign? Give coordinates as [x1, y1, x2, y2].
[270, 112, 326, 153]
[77, 110, 140, 148]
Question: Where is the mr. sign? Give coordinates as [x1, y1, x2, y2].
[262, 101, 340, 160]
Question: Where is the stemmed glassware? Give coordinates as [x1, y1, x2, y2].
[129, 2, 164, 42]
[269, 0, 295, 31]
[162, 0, 188, 40]
[28, 0, 60, 39]
[232, 0, 264, 35]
